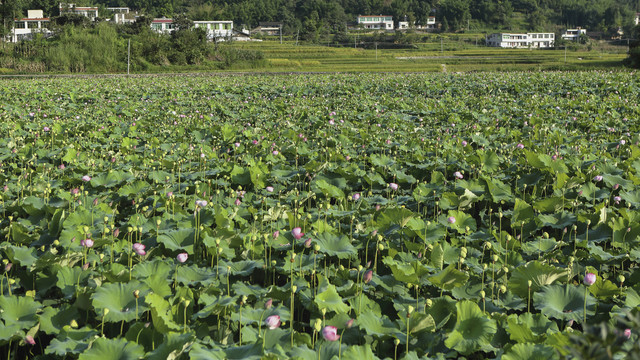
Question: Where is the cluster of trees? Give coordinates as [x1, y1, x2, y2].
[2, 0, 639, 40]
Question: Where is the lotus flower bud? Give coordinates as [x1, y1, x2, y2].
[425, 299, 432, 307]
[480, 291, 485, 298]
[314, 319, 322, 332]
[527, 280, 532, 288]
[133, 290, 140, 298]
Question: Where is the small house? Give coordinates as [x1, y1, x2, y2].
[561, 28, 587, 42]
[59, 3, 99, 20]
[7, 10, 52, 43]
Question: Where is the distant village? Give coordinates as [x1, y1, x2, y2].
[6, 3, 640, 50]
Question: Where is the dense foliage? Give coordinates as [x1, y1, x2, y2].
[1, 0, 639, 38]
[1, 72, 640, 359]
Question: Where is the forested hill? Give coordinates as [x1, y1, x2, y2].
[3, 0, 639, 35]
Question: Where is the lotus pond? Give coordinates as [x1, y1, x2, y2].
[1, 72, 640, 359]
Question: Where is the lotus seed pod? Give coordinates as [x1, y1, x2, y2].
[543, 232, 549, 239]
[83, 226, 89, 233]
[378, 243, 384, 251]
[527, 280, 532, 287]
[133, 290, 140, 298]
[314, 319, 322, 332]
[53, 240, 60, 246]
[394, 339, 400, 346]
[271, 260, 277, 266]
[314, 244, 321, 252]
[70, 320, 78, 328]
[483, 264, 488, 270]
[492, 255, 499, 262]
[184, 299, 191, 307]
[619, 275, 625, 283]
[292, 285, 297, 293]
[99, 254, 104, 261]
[408, 305, 414, 314]
[460, 247, 467, 258]
[480, 290, 486, 298]
[427, 244, 434, 251]
[127, 226, 133, 233]
[572, 225, 577, 231]
[498, 212, 503, 218]
[358, 265, 363, 272]
[339, 264, 345, 271]
[506, 234, 512, 242]
[103, 217, 109, 223]
[502, 267, 509, 274]
[586, 219, 591, 225]
[425, 299, 433, 307]
[485, 242, 492, 249]
[499, 285, 507, 293]
[156, 219, 161, 226]
[377, 234, 383, 242]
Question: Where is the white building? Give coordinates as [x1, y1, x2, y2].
[486, 32, 554, 48]
[357, 15, 393, 30]
[194, 21, 233, 41]
[561, 28, 586, 41]
[397, 21, 409, 30]
[107, 7, 135, 24]
[59, 3, 99, 20]
[635, 13, 639, 26]
[7, 10, 52, 43]
[151, 18, 175, 34]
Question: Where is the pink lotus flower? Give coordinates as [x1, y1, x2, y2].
[195, 200, 207, 207]
[322, 326, 340, 341]
[234, 142, 240, 147]
[447, 216, 456, 224]
[265, 315, 281, 329]
[614, 196, 621, 204]
[273, 231, 280, 239]
[133, 243, 146, 256]
[517, 143, 525, 149]
[272, 150, 279, 155]
[584, 272, 596, 286]
[304, 238, 312, 248]
[235, 198, 241, 206]
[59, 164, 65, 169]
[292, 227, 304, 240]
[389, 183, 398, 191]
[81, 239, 94, 248]
[352, 193, 360, 201]
[593, 175, 603, 182]
[71, 188, 80, 195]
[453, 171, 463, 179]
[266, 186, 274, 192]
[25, 335, 35, 345]
[461, 140, 467, 146]
[624, 328, 631, 339]
[265, 299, 273, 309]
[82, 175, 91, 182]
[177, 253, 188, 263]
[364, 270, 373, 283]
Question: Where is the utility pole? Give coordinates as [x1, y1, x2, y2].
[127, 38, 130, 75]
[295, 30, 299, 46]
[441, 36, 443, 53]
[375, 41, 378, 60]
[280, 24, 282, 44]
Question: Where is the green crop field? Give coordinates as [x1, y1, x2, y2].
[1, 72, 640, 359]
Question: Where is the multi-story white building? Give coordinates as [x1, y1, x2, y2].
[486, 32, 554, 48]
[8, 10, 52, 42]
[561, 28, 586, 42]
[357, 15, 393, 30]
[59, 3, 99, 20]
[151, 18, 175, 33]
[194, 21, 233, 40]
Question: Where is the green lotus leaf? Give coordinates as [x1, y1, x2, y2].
[537, 212, 577, 229]
[39, 304, 80, 335]
[428, 264, 469, 291]
[117, 180, 150, 197]
[383, 256, 419, 284]
[90, 170, 133, 188]
[509, 261, 568, 299]
[407, 312, 436, 334]
[357, 311, 400, 337]
[0, 295, 42, 329]
[445, 210, 476, 233]
[92, 281, 149, 322]
[157, 228, 195, 254]
[56, 266, 91, 298]
[314, 282, 350, 314]
[376, 207, 417, 231]
[146, 332, 195, 360]
[431, 243, 445, 270]
[195, 294, 235, 318]
[4, 244, 38, 268]
[78, 337, 145, 360]
[534, 197, 563, 213]
[313, 232, 357, 259]
[512, 198, 534, 224]
[506, 313, 558, 343]
[534, 285, 595, 322]
[444, 300, 497, 355]
[0, 323, 23, 341]
[44, 326, 97, 356]
[145, 293, 182, 334]
[314, 178, 345, 199]
[482, 177, 512, 202]
[425, 296, 456, 330]
[588, 276, 621, 299]
[503, 343, 558, 360]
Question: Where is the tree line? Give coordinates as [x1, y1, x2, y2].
[1, 0, 639, 40]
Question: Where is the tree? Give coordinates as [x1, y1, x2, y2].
[625, 25, 640, 68]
